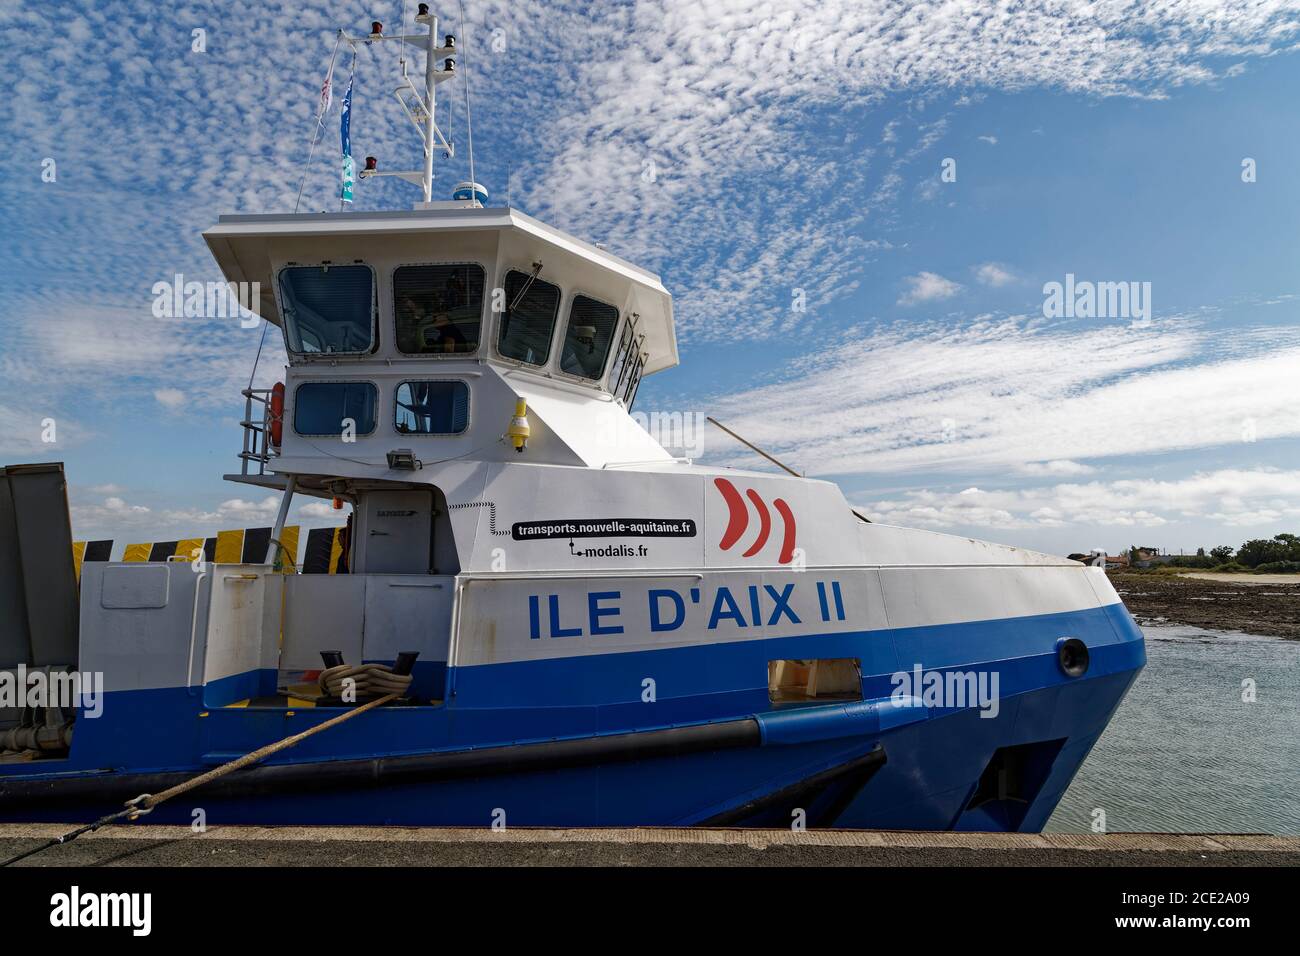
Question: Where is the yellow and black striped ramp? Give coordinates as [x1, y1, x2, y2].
[176, 537, 205, 564]
[147, 541, 179, 562]
[241, 527, 272, 563]
[71, 539, 113, 581]
[82, 526, 320, 570]
[213, 529, 243, 563]
[303, 527, 347, 574]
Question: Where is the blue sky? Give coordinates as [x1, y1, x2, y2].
[1, 0, 1298, 556]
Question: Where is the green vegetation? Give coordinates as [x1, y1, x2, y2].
[1117, 534, 1300, 574]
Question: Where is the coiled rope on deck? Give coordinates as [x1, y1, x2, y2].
[318, 663, 413, 699]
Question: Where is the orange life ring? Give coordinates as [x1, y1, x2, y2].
[269, 382, 285, 447]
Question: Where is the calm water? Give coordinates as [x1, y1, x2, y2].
[1047, 625, 1300, 835]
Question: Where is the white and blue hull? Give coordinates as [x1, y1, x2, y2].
[0, 557, 1144, 831]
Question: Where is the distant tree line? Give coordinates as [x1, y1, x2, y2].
[1140, 533, 1300, 572]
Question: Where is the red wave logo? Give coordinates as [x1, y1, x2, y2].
[714, 477, 797, 564]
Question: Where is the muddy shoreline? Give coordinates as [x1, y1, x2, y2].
[1109, 571, 1300, 640]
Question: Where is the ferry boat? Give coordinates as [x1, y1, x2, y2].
[0, 7, 1145, 832]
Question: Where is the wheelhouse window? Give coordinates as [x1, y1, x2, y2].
[293, 382, 378, 436]
[278, 265, 376, 354]
[394, 263, 485, 355]
[395, 381, 470, 435]
[498, 270, 561, 366]
[559, 295, 619, 381]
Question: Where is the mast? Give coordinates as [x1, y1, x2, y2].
[347, 5, 461, 205]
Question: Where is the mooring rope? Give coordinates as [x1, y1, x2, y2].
[0, 693, 398, 867]
[318, 663, 412, 698]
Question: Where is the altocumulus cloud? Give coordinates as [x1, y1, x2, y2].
[862, 469, 1300, 531]
[707, 315, 1300, 477]
[5, 0, 1299, 348]
[898, 272, 962, 306]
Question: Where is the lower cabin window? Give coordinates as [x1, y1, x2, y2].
[294, 381, 378, 436]
[768, 658, 862, 704]
[395, 381, 470, 435]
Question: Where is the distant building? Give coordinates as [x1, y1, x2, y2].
[1130, 546, 1173, 569]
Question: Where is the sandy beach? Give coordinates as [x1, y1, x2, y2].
[1178, 572, 1300, 585]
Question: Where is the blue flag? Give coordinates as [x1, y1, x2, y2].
[340, 71, 354, 203]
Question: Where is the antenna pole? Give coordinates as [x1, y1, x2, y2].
[458, 0, 475, 193]
[421, 14, 437, 202]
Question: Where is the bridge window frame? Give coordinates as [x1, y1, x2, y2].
[276, 262, 379, 357]
[495, 268, 563, 367]
[556, 292, 621, 384]
[391, 261, 488, 358]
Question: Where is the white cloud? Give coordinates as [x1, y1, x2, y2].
[209, 497, 280, 520]
[153, 388, 186, 409]
[0, 404, 92, 456]
[0, 292, 283, 453]
[1017, 460, 1097, 477]
[977, 134, 998, 145]
[68, 495, 153, 536]
[1, 0, 1294, 362]
[65, 486, 351, 545]
[495, 0, 1300, 338]
[861, 469, 1300, 533]
[898, 271, 962, 305]
[69, 493, 284, 541]
[974, 262, 1016, 287]
[708, 316, 1300, 477]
